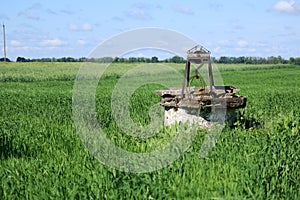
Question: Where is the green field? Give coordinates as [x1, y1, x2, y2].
[0, 62, 299, 199]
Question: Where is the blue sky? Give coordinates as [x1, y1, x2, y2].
[0, 0, 300, 60]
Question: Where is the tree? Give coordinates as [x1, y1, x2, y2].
[101, 57, 113, 63]
[267, 56, 278, 64]
[137, 57, 145, 62]
[219, 56, 230, 64]
[236, 56, 245, 64]
[114, 57, 120, 62]
[170, 56, 184, 63]
[277, 56, 283, 64]
[289, 57, 295, 65]
[295, 57, 300, 65]
[151, 56, 158, 63]
[0, 57, 11, 62]
[79, 57, 87, 62]
[16, 57, 29, 62]
[41, 58, 52, 62]
[128, 57, 137, 62]
[119, 58, 126, 62]
[66, 57, 76, 62]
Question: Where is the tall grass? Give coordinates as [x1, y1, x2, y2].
[0, 62, 299, 199]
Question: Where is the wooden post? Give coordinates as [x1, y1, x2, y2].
[208, 58, 214, 91]
[186, 61, 190, 86]
[182, 61, 190, 98]
[2, 23, 6, 62]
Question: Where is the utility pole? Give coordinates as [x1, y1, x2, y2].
[2, 23, 6, 62]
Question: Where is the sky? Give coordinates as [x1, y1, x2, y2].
[0, 0, 300, 60]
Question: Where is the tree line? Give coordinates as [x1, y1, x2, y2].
[12, 56, 183, 63]
[1, 55, 300, 65]
[212, 56, 300, 65]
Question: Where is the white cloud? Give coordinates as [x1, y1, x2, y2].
[11, 40, 22, 46]
[237, 40, 248, 47]
[18, 11, 40, 20]
[9, 46, 43, 59]
[254, 42, 268, 47]
[127, 9, 152, 20]
[69, 23, 93, 31]
[173, 6, 194, 15]
[29, 3, 42, 10]
[209, 3, 224, 11]
[217, 40, 230, 46]
[273, 0, 300, 14]
[126, 2, 161, 20]
[213, 46, 222, 53]
[133, 2, 152, 9]
[112, 16, 124, 21]
[69, 24, 78, 30]
[0, 14, 10, 21]
[235, 47, 256, 53]
[18, 3, 43, 20]
[39, 39, 67, 47]
[47, 9, 57, 15]
[61, 10, 75, 15]
[82, 23, 92, 31]
[77, 39, 86, 45]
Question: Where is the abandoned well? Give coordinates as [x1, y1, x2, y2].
[155, 45, 246, 128]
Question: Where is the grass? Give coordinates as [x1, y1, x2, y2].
[0, 62, 299, 199]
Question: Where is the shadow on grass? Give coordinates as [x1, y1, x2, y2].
[0, 134, 35, 159]
[229, 111, 262, 129]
